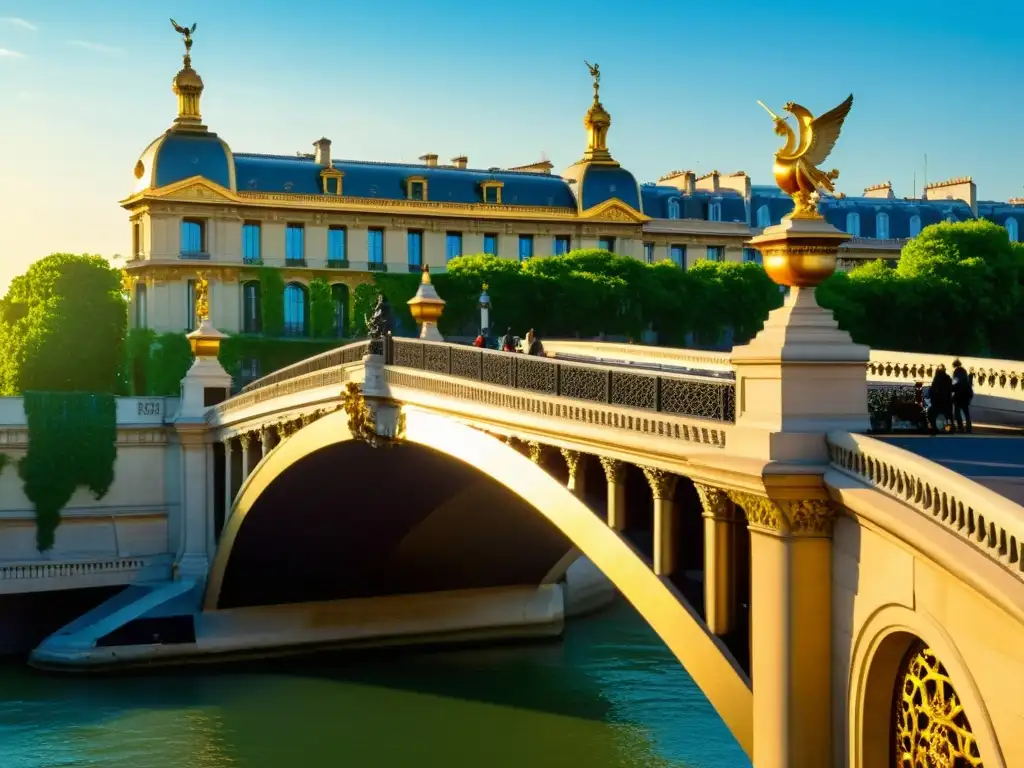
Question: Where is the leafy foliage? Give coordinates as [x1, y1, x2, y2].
[18, 392, 117, 551]
[258, 266, 285, 337]
[0, 254, 126, 395]
[352, 283, 383, 337]
[218, 335, 350, 385]
[819, 220, 1024, 357]
[308, 278, 335, 338]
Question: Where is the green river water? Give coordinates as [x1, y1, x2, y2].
[0, 600, 749, 768]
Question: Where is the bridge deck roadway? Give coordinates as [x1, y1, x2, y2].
[881, 430, 1024, 505]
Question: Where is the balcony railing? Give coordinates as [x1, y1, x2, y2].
[327, 259, 350, 269]
[408, 263, 423, 273]
[285, 258, 307, 267]
[390, 338, 736, 423]
[368, 262, 387, 272]
[179, 251, 211, 261]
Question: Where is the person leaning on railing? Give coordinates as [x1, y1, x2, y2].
[951, 359, 974, 434]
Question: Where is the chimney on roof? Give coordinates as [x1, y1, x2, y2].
[313, 137, 332, 167]
[922, 176, 977, 217]
[451, 155, 468, 170]
[863, 181, 894, 199]
[420, 153, 439, 168]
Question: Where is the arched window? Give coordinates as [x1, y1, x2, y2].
[708, 201, 722, 222]
[667, 198, 681, 220]
[283, 283, 308, 337]
[846, 212, 861, 236]
[1006, 217, 1019, 243]
[756, 205, 770, 228]
[241, 280, 261, 334]
[876, 211, 890, 239]
[134, 283, 147, 329]
[909, 215, 922, 237]
[331, 284, 349, 338]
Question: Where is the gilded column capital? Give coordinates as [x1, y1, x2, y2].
[527, 441, 544, 464]
[237, 432, 251, 450]
[694, 483, 735, 522]
[560, 448, 582, 479]
[224, 436, 233, 453]
[599, 456, 626, 484]
[301, 411, 316, 427]
[641, 466, 678, 501]
[726, 491, 836, 537]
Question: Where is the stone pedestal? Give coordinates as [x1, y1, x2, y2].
[731, 217, 869, 463]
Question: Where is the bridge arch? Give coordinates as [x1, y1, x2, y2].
[205, 407, 753, 756]
[849, 603, 1005, 768]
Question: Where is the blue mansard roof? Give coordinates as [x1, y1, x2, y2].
[575, 165, 642, 211]
[979, 201, 1024, 229]
[640, 184, 748, 223]
[231, 154, 578, 209]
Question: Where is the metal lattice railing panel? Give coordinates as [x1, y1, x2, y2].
[516, 358, 558, 395]
[450, 347, 481, 380]
[610, 371, 658, 410]
[424, 345, 450, 375]
[660, 377, 734, 422]
[482, 354, 514, 387]
[559, 365, 609, 403]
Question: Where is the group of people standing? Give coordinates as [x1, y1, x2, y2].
[473, 327, 545, 356]
[928, 359, 974, 434]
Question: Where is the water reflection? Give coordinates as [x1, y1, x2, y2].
[0, 600, 748, 768]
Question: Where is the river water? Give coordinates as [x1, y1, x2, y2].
[0, 600, 748, 768]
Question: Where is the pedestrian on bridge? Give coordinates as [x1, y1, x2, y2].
[951, 359, 974, 434]
[928, 364, 954, 435]
[500, 327, 516, 353]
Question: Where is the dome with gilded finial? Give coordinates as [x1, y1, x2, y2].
[131, 21, 235, 195]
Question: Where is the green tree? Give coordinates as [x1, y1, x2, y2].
[351, 283, 382, 337]
[0, 254, 126, 395]
[308, 278, 335, 338]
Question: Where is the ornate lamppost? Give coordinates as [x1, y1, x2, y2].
[478, 283, 490, 339]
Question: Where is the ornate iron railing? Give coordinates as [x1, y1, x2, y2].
[389, 337, 736, 423]
[240, 340, 370, 394]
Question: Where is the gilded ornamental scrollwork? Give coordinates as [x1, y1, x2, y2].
[641, 466, 678, 501]
[599, 456, 625, 484]
[694, 483, 734, 521]
[526, 441, 544, 464]
[726, 491, 836, 536]
[560, 448, 582, 481]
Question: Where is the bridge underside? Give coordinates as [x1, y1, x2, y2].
[217, 441, 575, 610]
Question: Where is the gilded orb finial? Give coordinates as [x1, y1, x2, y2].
[759, 94, 854, 219]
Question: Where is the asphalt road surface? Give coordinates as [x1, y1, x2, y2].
[880, 432, 1024, 505]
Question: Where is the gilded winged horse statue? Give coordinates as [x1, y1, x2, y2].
[757, 95, 854, 219]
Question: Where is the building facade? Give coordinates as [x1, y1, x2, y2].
[122, 38, 1024, 337]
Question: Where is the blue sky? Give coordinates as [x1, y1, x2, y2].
[1, 0, 1022, 291]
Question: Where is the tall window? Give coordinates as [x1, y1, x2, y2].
[518, 235, 534, 261]
[283, 283, 307, 337]
[242, 281, 261, 333]
[368, 228, 384, 265]
[708, 201, 722, 222]
[327, 226, 347, 265]
[744, 248, 763, 264]
[598, 237, 615, 252]
[242, 222, 261, 264]
[181, 219, 205, 256]
[554, 235, 571, 255]
[185, 279, 197, 332]
[1007, 217, 1020, 243]
[483, 234, 498, 255]
[756, 205, 771, 228]
[134, 283, 147, 328]
[909, 215, 922, 237]
[285, 224, 305, 264]
[706, 246, 724, 262]
[132, 222, 141, 258]
[846, 212, 861, 236]
[876, 212, 890, 239]
[643, 242, 654, 264]
[667, 198, 681, 220]
[446, 232, 463, 261]
[670, 245, 685, 268]
[408, 230, 423, 268]
[331, 283, 348, 337]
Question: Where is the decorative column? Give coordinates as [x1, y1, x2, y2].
[560, 449, 586, 498]
[239, 433, 253, 479]
[172, 274, 231, 587]
[726, 492, 835, 768]
[641, 466, 678, 576]
[695, 483, 738, 636]
[526, 441, 543, 464]
[407, 264, 446, 341]
[599, 457, 626, 531]
[261, 426, 274, 456]
[223, 437, 234, 516]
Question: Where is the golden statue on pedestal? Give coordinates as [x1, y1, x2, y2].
[194, 272, 209, 323]
[757, 94, 854, 219]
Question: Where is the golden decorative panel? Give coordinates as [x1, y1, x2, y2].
[893, 642, 983, 767]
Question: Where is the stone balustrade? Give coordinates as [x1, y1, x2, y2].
[867, 350, 1024, 399]
[827, 431, 1024, 579]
